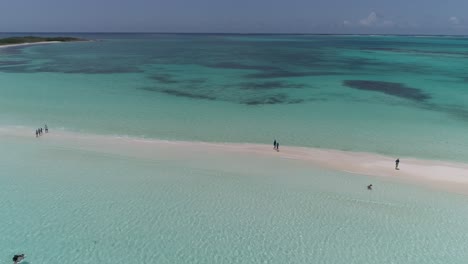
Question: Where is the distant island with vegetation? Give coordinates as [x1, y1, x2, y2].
[0, 36, 86, 46]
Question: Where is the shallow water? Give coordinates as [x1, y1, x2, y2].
[1, 134, 468, 264]
[1, 34, 468, 161]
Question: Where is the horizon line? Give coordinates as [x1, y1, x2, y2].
[1, 32, 468, 37]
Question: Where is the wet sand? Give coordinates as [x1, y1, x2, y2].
[3, 126, 467, 194]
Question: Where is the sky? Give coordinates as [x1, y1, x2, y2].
[0, 0, 467, 34]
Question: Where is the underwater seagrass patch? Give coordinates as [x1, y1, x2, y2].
[241, 93, 304, 105]
[343, 80, 431, 102]
[238, 81, 305, 90]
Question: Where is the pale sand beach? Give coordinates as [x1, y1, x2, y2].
[3, 126, 468, 194]
[0, 41, 61, 49]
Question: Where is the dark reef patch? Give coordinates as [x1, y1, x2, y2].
[188, 78, 207, 84]
[59, 67, 142, 74]
[422, 103, 468, 121]
[0, 65, 32, 73]
[206, 62, 279, 71]
[138, 87, 159, 92]
[285, 98, 305, 104]
[242, 93, 304, 105]
[139, 86, 306, 106]
[339, 57, 432, 75]
[0, 64, 143, 74]
[159, 89, 216, 100]
[0, 46, 26, 55]
[343, 80, 431, 102]
[150, 73, 178, 84]
[338, 57, 383, 70]
[239, 81, 305, 90]
[362, 47, 468, 57]
[443, 106, 468, 120]
[245, 70, 340, 79]
[441, 106, 468, 120]
[0, 60, 29, 66]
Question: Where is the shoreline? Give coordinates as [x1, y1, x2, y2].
[0, 41, 61, 49]
[2, 125, 468, 194]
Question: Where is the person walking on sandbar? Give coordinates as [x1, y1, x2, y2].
[45, 124, 48, 133]
[273, 139, 277, 150]
[395, 158, 400, 170]
[276, 142, 279, 152]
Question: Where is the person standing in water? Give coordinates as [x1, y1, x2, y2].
[276, 141, 279, 152]
[35, 129, 38, 137]
[273, 139, 277, 150]
[45, 124, 48, 133]
[395, 158, 400, 170]
[367, 184, 373, 190]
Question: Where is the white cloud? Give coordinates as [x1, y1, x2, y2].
[343, 20, 350, 26]
[449, 16, 460, 25]
[357, 12, 395, 28]
[360, 12, 378, 26]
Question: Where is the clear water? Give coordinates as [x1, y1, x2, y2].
[1, 135, 467, 264]
[1, 34, 468, 161]
[1, 34, 468, 263]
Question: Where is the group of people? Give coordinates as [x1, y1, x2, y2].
[273, 139, 280, 152]
[35, 124, 48, 137]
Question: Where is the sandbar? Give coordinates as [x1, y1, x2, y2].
[2, 126, 468, 194]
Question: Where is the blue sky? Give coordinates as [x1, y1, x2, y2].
[0, 0, 467, 34]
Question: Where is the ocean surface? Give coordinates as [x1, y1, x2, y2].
[1, 34, 468, 263]
[1, 33, 468, 161]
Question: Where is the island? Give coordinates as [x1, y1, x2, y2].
[0, 36, 86, 47]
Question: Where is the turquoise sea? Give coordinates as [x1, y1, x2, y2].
[1, 34, 468, 263]
[1, 34, 468, 161]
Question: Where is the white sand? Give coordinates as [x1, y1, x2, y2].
[0, 41, 61, 49]
[2, 126, 468, 194]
